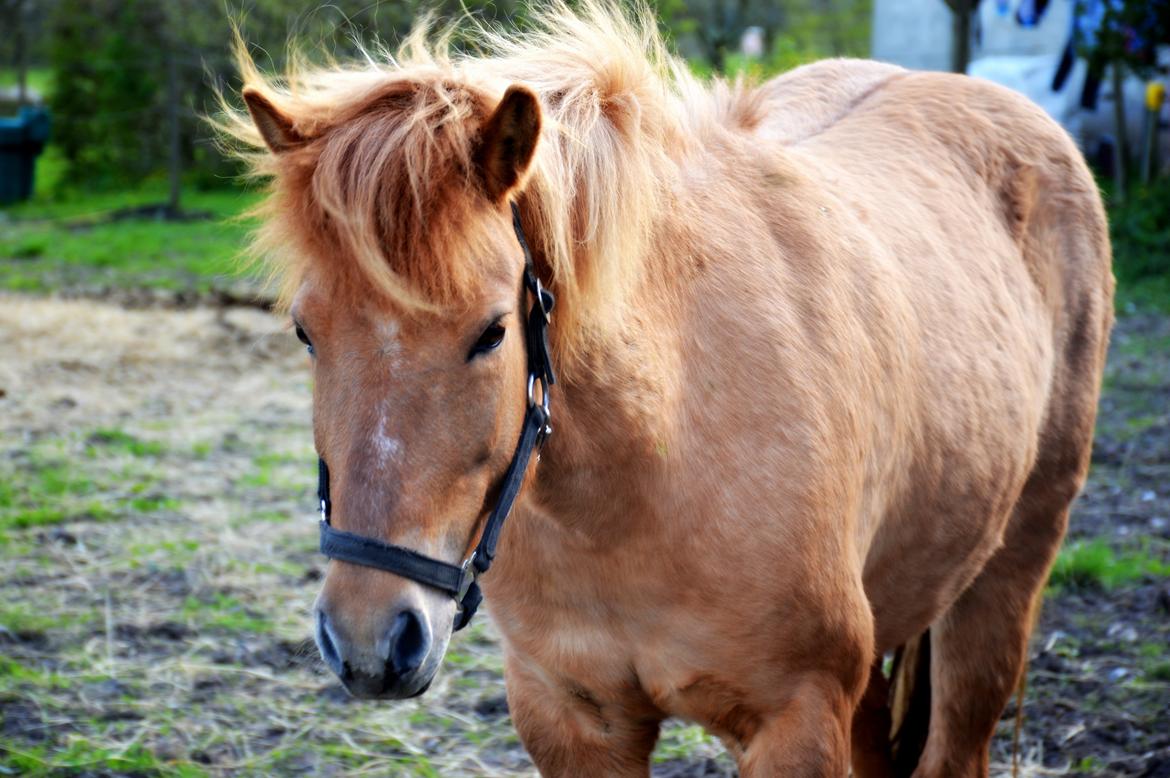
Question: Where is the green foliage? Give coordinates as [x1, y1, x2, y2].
[1108, 176, 1170, 283]
[48, 0, 169, 188]
[34, 0, 870, 193]
[39, 0, 533, 192]
[1075, 0, 1170, 78]
[663, 0, 871, 74]
[1049, 539, 1170, 590]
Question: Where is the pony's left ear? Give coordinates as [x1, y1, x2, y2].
[475, 85, 542, 202]
[243, 88, 305, 154]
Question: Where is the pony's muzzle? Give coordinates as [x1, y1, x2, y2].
[314, 604, 434, 699]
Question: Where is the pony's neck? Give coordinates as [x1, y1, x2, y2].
[518, 152, 686, 540]
[526, 282, 679, 541]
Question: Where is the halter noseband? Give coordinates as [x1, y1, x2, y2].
[315, 202, 555, 631]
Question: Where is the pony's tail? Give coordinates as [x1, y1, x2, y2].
[888, 629, 931, 776]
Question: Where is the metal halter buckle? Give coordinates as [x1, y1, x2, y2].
[532, 277, 552, 321]
[527, 374, 553, 445]
[457, 552, 479, 602]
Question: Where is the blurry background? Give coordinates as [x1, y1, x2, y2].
[0, 1, 1166, 776]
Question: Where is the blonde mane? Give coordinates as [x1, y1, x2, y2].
[220, 1, 759, 356]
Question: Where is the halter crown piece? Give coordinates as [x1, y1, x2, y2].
[316, 202, 555, 631]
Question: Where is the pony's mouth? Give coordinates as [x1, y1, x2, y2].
[339, 665, 436, 701]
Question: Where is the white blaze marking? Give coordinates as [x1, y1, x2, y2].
[372, 403, 403, 469]
[370, 319, 403, 469]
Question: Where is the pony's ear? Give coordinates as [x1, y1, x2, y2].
[475, 85, 542, 202]
[242, 89, 305, 154]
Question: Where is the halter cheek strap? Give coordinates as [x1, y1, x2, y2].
[316, 202, 555, 631]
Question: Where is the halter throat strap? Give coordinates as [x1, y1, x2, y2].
[316, 202, 555, 631]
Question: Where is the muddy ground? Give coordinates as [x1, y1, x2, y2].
[0, 294, 1167, 777]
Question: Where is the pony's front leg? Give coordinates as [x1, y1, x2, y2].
[737, 674, 858, 778]
[504, 652, 662, 778]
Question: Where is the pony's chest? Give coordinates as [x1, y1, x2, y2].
[492, 577, 768, 728]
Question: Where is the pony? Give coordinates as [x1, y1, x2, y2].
[223, 3, 1113, 775]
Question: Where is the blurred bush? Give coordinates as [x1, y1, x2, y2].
[665, 0, 872, 76]
[1108, 177, 1170, 282]
[49, 0, 169, 188]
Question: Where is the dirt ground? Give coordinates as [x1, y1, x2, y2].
[0, 293, 1167, 777]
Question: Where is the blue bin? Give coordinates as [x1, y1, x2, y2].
[0, 106, 51, 205]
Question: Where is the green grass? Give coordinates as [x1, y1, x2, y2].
[0, 165, 262, 293]
[0, 433, 185, 531]
[181, 593, 272, 634]
[0, 606, 67, 637]
[653, 723, 718, 763]
[0, 67, 53, 100]
[1049, 539, 1170, 590]
[0, 739, 208, 778]
[85, 428, 166, 458]
[0, 453, 116, 530]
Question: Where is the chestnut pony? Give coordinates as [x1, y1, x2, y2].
[226, 3, 1112, 775]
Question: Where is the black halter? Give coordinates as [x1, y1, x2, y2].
[316, 202, 555, 631]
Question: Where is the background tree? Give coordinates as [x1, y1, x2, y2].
[33, 0, 868, 196]
[1073, 0, 1170, 197]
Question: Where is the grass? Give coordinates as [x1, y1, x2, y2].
[0, 183, 261, 294]
[0, 739, 209, 778]
[0, 143, 263, 294]
[85, 428, 167, 458]
[0, 67, 53, 101]
[1049, 538, 1170, 590]
[0, 432, 182, 531]
[181, 593, 273, 634]
[0, 605, 70, 636]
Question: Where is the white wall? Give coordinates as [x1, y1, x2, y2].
[872, 0, 954, 72]
[873, 0, 1074, 72]
[974, 0, 1071, 59]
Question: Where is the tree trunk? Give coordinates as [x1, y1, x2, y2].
[950, 0, 974, 74]
[166, 36, 182, 217]
[15, 0, 28, 106]
[1111, 63, 1129, 202]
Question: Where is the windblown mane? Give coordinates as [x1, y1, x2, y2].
[220, 1, 760, 354]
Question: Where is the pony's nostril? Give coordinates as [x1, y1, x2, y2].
[315, 610, 344, 677]
[385, 609, 430, 676]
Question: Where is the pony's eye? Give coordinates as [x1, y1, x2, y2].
[469, 323, 506, 359]
[294, 323, 314, 355]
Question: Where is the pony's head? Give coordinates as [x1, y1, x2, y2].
[242, 79, 542, 698]
[226, 0, 685, 699]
